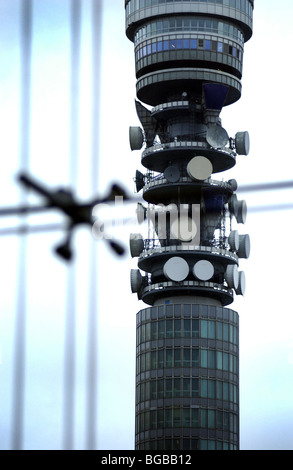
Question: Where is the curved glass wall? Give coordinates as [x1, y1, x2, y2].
[126, 0, 254, 19]
[134, 17, 244, 45]
[135, 303, 239, 450]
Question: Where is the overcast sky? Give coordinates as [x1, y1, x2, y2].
[0, 0, 293, 451]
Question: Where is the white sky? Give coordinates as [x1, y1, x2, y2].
[0, 0, 293, 450]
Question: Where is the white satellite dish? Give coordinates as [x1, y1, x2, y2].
[235, 271, 246, 296]
[130, 269, 142, 293]
[225, 265, 239, 290]
[129, 126, 144, 150]
[163, 257, 189, 282]
[237, 234, 250, 259]
[187, 156, 213, 181]
[206, 124, 229, 148]
[235, 131, 250, 155]
[228, 230, 239, 252]
[129, 233, 144, 257]
[193, 260, 214, 281]
[236, 200, 247, 224]
[170, 215, 198, 242]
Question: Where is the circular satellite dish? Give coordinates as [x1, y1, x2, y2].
[228, 179, 238, 192]
[225, 265, 239, 290]
[237, 234, 250, 259]
[235, 131, 250, 155]
[236, 271, 246, 296]
[164, 165, 180, 183]
[163, 257, 189, 282]
[170, 215, 198, 242]
[236, 200, 247, 224]
[130, 269, 142, 293]
[187, 156, 213, 181]
[206, 124, 229, 148]
[129, 126, 144, 151]
[228, 230, 240, 252]
[193, 260, 214, 281]
[129, 233, 144, 258]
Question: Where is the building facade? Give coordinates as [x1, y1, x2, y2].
[125, 0, 253, 450]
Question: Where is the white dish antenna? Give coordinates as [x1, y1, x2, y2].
[129, 126, 144, 150]
[206, 124, 229, 149]
[237, 234, 250, 259]
[236, 200, 247, 224]
[235, 131, 250, 155]
[129, 233, 144, 257]
[225, 265, 239, 290]
[187, 156, 213, 181]
[193, 260, 214, 281]
[228, 230, 240, 252]
[163, 257, 189, 282]
[130, 269, 142, 293]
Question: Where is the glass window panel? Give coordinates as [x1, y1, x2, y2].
[166, 319, 173, 338]
[201, 379, 208, 398]
[223, 382, 229, 401]
[217, 351, 223, 370]
[166, 378, 172, 398]
[192, 378, 199, 398]
[183, 349, 190, 367]
[201, 320, 208, 338]
[223, 353, 229, 371]
[209, 380, 216, 399]
[165, 408, 172, 427]
[209, 321, 216, 339]
[158, 350, 164, 368]
[190, 39, 197, 49]
[158, 379, 164, 398]
[183, 378, 190, 397]
[177, 39, 183, 49]
[150, 410, 156, 429]
[174, 349, 181, 367]
[217, 381, 223, 400]
[205, 40, 211, 50]
[192, 319, 199, 338]
[151, 322, 157, 340]
[183, 408, 190, 426]
[191, 408, 199, 427]
[151, 351, 156, 369]
[201, 410, 207, 428]
[166, 348, 173, 367]
[163, 40, 169, 51]
[173, 408, 181, 427]
[150, 380, 156, 399]
[157, 41, 163, 52]
[170, 39, 176, 49]
[201, 349, 208, 368]
[174, 378, 180, 398]
[158, 320, 165, 338]
[174, 319, 181, 337]
[192, 349, 199, 367]
[184, 319, 190, 337]
[209, 350, 216, 368]
[208, 410, 216, 429]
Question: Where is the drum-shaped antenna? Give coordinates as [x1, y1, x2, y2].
[187, 156, 213, 181]
[163, 257, 189, 282]
[129, 126, 144, 150]
[193, 260, 214, 281]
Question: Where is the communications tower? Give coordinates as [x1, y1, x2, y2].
[125, 0, 253, 451]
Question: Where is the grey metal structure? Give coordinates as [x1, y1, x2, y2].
[126, 0, 253, 450]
